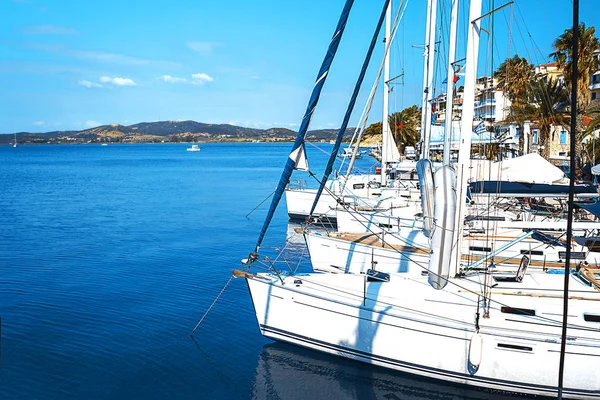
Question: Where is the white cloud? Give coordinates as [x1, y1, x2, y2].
[251, 76, 260, 79]
[161, 75, 187, 83]
[78, 80, 102, 88]
[22, 25, 77, 35]
[25, 43, 180, 68]
[100, 76, 136, 86]
[187, 41, 222, 55]
[33, 121, 44, 126]
[86, 120, 100, 127]
[191, 73, 214, 85]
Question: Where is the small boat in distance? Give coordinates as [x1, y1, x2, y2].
[338, 146, 362, 159]
[187, 144, 201, 152]
[13, 131, 17, 148]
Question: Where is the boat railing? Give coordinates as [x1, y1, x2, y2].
[287, 179, 308, 190]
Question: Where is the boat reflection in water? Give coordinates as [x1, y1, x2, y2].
[252, 342, 533, 400]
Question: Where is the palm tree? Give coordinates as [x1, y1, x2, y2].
[512, 78, 570, 159]
[551, 23, 600, 176]
[364, 106, 422, 153]
[389, 105, 421, 152]
[502, 77, 569, 160]
[494, 55, 535, 153]
[584, 106, 600, 163]
[494, 55, 535, 106]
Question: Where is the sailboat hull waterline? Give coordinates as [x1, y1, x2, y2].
[236, 270, 600, 399]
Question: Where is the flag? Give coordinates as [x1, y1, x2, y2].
[442, 65, 461, 84]
[474, 121, 486, 136]
[453, 66, 461, 83]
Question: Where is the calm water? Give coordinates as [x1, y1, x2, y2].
[0, 143, 527, 399]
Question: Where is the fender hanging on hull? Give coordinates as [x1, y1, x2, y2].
[416, 159, 435, 236]
[428, 165, 457, 290]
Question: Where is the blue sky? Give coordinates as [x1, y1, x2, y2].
[1, 0, 598, 134]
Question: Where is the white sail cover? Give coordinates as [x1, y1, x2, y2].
[289, 144, 309, 171]
[470, 153, 568, 184]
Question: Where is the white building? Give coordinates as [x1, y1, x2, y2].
[473, 77, 511, 122]
[590, 50, 600, 101]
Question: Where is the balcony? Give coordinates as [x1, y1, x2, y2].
[474, 99, 496, 108]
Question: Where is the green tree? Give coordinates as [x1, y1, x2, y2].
[389, 105, 421, 152]
[494, 55, 535, 107]
[551, 23, 600, 176]
[363, 121, 382, 139]
[362, 105, 421, 153]
[511, 77, 570, 159]
[584, 106, 600, 163]
[494, 55, 536, 153]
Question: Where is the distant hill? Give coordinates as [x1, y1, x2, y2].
[0, 121, 355, 145]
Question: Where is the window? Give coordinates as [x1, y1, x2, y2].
[532, 130, 538, 144]
[560, 130, 567, 144]
[593, 92, 597, 100]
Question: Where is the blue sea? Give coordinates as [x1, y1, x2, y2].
[0, 143, 527, 399]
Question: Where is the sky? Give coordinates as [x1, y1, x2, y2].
[1, 0, 598, 134]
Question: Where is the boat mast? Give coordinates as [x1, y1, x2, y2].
[251, 0, 355, 254]
[307, 0, 390, 218]
[443, 0, 459, 166]
[419, 0, 438, 160]
[557, 0, 578, 397]
[451, 0, 482, 277]
[381, 1, 392, 186]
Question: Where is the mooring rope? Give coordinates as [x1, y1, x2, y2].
[190, 275, 234, 336]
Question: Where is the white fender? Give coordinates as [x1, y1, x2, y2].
[468, 332, 483, 369]
[416, 159, 435, 236]
[428, 165, 456, 290]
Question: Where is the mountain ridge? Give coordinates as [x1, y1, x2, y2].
[1, 120, 356, 144]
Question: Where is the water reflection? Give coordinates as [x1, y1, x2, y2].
[251, 342, 541, 400]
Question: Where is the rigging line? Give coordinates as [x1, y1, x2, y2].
[309, 179, 545, 298]
[510, 4, 534, 64]
[252, 0, 356, 254]
[344, 0, 410, 184]
[305, 141, 333, 156]
[296, 213, 597, 332]
[514, 2, 545, 64]
[308, 0, 392, 219]
[295, 271, 599, 334]
[245, 190, 276, 219]
[313, 183, 431, 252]
[297, 277, 482, 328]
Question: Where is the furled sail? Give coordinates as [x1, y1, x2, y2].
[252, 0, 355, 255]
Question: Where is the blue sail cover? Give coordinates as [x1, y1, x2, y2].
[308, 0, 390, 218]
[253, 0, 355, 253]
[575, 197, 600, 219]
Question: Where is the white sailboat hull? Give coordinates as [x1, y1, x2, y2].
[305, 226, 600, 275]
[243, 272, 600, 399]
[306, 231, 429, 274]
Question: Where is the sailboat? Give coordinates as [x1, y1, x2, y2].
[284, 2, 417, 225]
[13, 131, 17, 148]
[234, 0, 600, 398]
